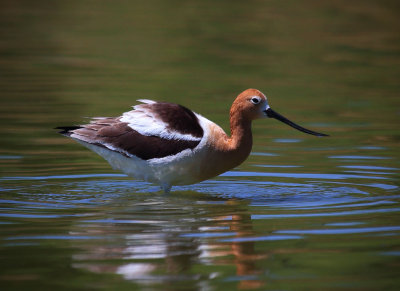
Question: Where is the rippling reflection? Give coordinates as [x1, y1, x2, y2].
[1, 149, 399, 289]
[0, 0, 399, 289]
[69, 199, 267, 289]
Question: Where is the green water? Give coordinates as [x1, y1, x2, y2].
[1, 0, 399, 290]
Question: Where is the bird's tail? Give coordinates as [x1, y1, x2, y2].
[55, 126, 82, 136]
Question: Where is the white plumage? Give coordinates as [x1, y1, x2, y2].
[57, 89, 328, 192]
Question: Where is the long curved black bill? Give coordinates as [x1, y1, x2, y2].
[265, 108, 328, 137]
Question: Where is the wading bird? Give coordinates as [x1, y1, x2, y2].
[57, 89, 327, 192]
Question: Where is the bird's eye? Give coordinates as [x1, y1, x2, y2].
[250, 97, 260, 104]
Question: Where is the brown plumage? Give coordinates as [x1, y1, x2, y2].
[57, 89, 327, 192]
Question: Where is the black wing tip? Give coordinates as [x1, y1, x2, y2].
[55, 126, 82, 135]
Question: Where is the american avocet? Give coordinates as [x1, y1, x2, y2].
[57, 89, 327, 192]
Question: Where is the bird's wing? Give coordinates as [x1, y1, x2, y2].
[58, 100, 204, 160]
[121, 100, 204, 141]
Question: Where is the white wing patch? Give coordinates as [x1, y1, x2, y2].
[119, 100, 202, 142]
[136, 99, 156, 104]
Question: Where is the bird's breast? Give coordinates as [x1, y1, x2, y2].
[194, 122, 252, 182]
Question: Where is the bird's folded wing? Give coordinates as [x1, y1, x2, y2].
[59, 101, 204, 160]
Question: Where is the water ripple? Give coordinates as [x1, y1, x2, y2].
[339, 165, 399, 171]
[82, 219, 167, 225]
[5, 235, 103, 240]
[0, 173, 126, 181]
[219, 235, 303, 242]
[252, 207, 400, 219]
[221, 171, 389, 180]
[329, 155, 392, 160]
[275, 226, 400, 235]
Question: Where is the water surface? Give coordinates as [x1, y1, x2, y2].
[1, 0, 400, 290]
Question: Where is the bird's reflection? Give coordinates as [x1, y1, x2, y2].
[212, 200, 266, 289]
[72, 196, 265, 289]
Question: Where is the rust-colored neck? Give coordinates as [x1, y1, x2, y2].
[228, 109, 253, 157]
[197, 101, 255, 182]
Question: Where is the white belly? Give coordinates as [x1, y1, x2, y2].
[77, 140, 209, 186]
[73, 115, 245, 191]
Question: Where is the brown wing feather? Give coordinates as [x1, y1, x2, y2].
[140, 102, 204, 138]
[65, 118, 200, 160]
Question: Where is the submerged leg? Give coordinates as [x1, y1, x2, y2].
[160, 183, 172, 194]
